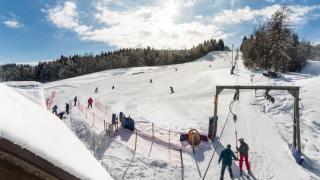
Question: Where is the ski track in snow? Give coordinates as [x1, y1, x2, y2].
[43, 51, 320, 180]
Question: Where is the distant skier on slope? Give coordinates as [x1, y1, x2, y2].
[237, 138, 252, 176]
[52, 105, 58, 115]
[57, 111, 65, 119]
[170, 86, 174, 94]
[112, 85, 115, 90]
[219, 144, 238, 180]
[95, 87, 99, 93]
[74, 96, 77, 106]
[150, 79, 152, 83]
[87, 97, 93, 108]
[65, 103, 70, 114]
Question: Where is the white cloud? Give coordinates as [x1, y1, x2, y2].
[183, 0, 198, 7]
[212, 4, 320, 26]
[3, 19, 22, 28]
[45, 1, 319, 49]
[46, 1, 230, 49]
[46, 1, 90, 34]
[265, 0, 276, 3]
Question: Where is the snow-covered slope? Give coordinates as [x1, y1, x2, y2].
[44, 51, 320, 180]
[5, 81, 47, 108]
[0, 84, 112, 179]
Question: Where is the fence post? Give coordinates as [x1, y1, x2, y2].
[180, 149, 184, 168]
[134, 131, 138, 151]
[192, 132, 195, 154]
[169, 130, 171, 146]
[152, 123, 154, 139]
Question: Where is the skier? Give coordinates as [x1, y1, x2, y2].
[57, 111, 65, 119]
[150, 79, 152, 83]
[237, 138, 252, 176]
[52, 105, 58, 115]
[65, 103, 70, 114]
[74, 96, 77, 106]
[219, 144, 238, 180]
[112, 85, 115, 90]
[170, 86, 174, 94]
[95, 87, 99, 93]
[88, 97, 93, 108]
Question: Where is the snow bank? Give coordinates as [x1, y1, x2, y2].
[0, 83, 112, 180]
[5, 81, 47, 108]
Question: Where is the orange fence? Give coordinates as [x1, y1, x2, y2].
[75, 98, 200, 154]
[46, 91, 56, 110]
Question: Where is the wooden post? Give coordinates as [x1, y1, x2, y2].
[192, 132, 195, 154]
[152, 123, 154, 139]
[180, 149, 184, 168]
[295, 90, 301, 152]
[134, 131, 138, 151]
[169, 130, 171, 146]
[86, 108, 88, 119]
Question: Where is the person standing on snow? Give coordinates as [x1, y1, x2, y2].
[170, 86, 174, 94]
[65, 103, 70, 114]
[219, 144, 238, 180]
[74, 96, 77, 106]
[52, 105, 58, 115]
[87, 97, 93, 108]
[237, 138, 252, 176]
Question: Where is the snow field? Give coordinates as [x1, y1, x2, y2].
[45, 51, 320, 179]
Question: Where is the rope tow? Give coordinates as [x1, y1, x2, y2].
[202, 101, 235, 180]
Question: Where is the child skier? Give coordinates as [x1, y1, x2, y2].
[237, 138, 252, 176]
[65, 103, 70, 114]
[52, 105, 58, 115]
[74, 96, 77, 106]
[87, 97, 93, 108]
[170, 86, 174, 94]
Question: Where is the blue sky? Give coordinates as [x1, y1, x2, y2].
[0, 0, 320, 63]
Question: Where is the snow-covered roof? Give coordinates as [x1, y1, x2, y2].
[0, 83, 112, 180]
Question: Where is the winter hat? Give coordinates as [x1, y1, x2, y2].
[239, 138, 244, 142]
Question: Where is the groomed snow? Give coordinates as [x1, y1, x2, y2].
[0, 83, 113, 180]
[43, 52, 320, 180]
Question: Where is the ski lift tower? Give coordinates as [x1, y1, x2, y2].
[208, 85, 302, 152]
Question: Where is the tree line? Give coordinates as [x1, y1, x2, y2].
[0, 39, 228, 82]
[240, 5, 312, 72]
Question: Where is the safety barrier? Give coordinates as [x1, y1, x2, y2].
[76, 98, 205, 162]
[46, 91, 56, 110]
[94, 98, 108, 115]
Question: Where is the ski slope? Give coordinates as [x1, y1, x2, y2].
[44, 51, 320, 180]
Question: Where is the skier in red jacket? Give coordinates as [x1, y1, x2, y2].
[87, 97, 93, 108]
[237, 138, 252, 176]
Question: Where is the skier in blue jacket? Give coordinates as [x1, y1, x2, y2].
[219, 144, 238, 180]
